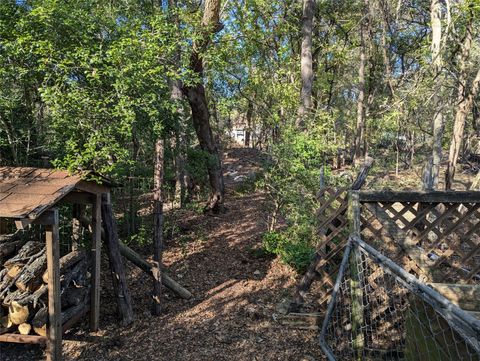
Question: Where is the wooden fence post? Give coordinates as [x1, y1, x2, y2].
[45, 209, 61, 361]
[348, 191, 364, 360]
[90, 194, 102, 331]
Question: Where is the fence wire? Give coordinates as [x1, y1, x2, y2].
[320, 236, 480, 361]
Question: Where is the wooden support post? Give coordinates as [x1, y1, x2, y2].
[90, 194, 101, 332]
[45, 209, 61, 361]
[101, 193, 134, 326]
[348, 191, 364, 360]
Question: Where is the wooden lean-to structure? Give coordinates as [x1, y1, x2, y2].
[0, 167, 126, 361]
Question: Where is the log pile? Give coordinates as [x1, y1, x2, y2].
[0, 235, 90, 337]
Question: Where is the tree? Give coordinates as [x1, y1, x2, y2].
[298, 0, 315, 121]
[354, 0, 368, 164]
[423, 0, 444, 190]
[445, 5, 480, 189]
[183, 0, 225, 213]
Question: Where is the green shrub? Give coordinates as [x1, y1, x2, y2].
[263, 228, 315, 273]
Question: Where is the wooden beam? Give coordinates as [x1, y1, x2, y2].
[101, 193, 134, 326]
[90, 194, 102, 332]
[75, 180, 110, 195]
[359, 190, 480, 203]
[14, 209, 60, 230]
[59, 192, 95, 205]
[0, 334, 47, 344]
[45, 209, 61, 361]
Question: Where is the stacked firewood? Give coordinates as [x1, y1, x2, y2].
[0, 233, 91, 336]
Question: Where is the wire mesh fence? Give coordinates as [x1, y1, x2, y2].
[320, 236, 480, 361]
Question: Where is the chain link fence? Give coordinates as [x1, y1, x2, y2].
[320, 236, 480, 361]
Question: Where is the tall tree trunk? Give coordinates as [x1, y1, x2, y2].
[423, 0, 444, 190]
[183, 0, 225, 213]
[445, 13, 475, 190]
[245, 100, 253, 147]
[167, 0, 189, 207]
[152, 138, 164, 315]
[445, 67, 480, 190]
[297, 0, 315, 122]
[354, 6, 367, 165]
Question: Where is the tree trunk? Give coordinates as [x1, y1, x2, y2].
[152, 138, 164, 316]
[423, 0, 444, 190]
[354, 7, 367, 164]
[297, 0, 315, 121]
[183, 0, 225, 213]
[445, 14, 476, 190]
[445, 67, 480, 189]
[245, 100, 253, 147]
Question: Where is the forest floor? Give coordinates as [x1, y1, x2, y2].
[1, 147, 323, 361]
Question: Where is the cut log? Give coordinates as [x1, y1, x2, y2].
[0, 240, 27, 260]
[62, 287, 88, 308]
[32, 307, 47, 337]
[0, 315, 13, 328]
[42, 250, 86, 284]
[15, 251, 47, 292]
[33, 325, 47, 337]
[7, 265, 23, 279]
[17, 284, 47, 308]
[61, 258, 89, 289]
[18, 323, 31, 335]
[119, 242, 192, 299]
[8, 301, 29, 325]
[4, 241, 44, 270]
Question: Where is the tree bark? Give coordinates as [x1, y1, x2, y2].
[423, 0, 444, 190]
[445, 13, 477, 190]
[445, 67, 480, 190]
[354, 2, 368, 164]
[152, 138, 164, 315]
[297, 0, 315, 121]
[183, 0, 225, 213]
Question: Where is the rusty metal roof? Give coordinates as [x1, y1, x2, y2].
[0, 167, 100, 219]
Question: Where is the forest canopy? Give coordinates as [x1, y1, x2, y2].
[1, 0, 480, 265]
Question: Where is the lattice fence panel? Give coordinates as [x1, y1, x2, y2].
[313, 187, 350, 308]
[360, 200, 480, 285]
[310, 190, 480, 311]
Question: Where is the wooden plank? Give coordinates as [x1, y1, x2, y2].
[359, 190, 480, 203]
[277, 312, 321, 330]
[0, 333, 47, 344]
[90, 194, 101, 331]
[45, 209, 61, 361]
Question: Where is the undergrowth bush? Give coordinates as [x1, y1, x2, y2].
[259, 117, 340, 273]
[263, 228, 315, 273]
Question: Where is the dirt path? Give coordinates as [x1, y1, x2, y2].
[1, 148, 323, 361]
